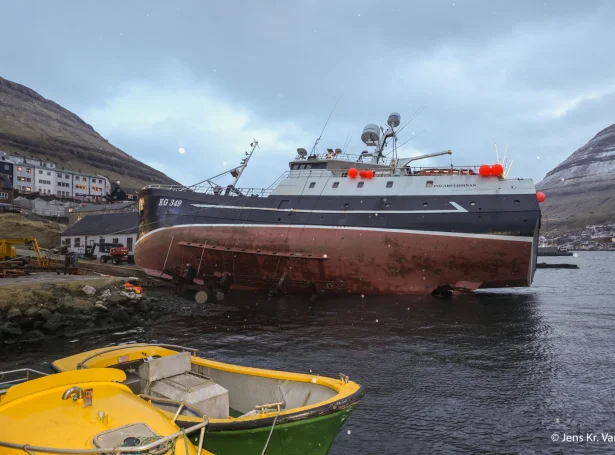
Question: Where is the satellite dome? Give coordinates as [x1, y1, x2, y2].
[361, 124, 381, 146]
[387, 112, 401, 128]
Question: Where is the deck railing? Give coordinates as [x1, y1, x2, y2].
[0, 368, 48, 394]
[143, 165, 495, 196]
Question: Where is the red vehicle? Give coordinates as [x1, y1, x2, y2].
[99, 245, 135, 265]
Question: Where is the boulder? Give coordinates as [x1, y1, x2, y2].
[94, 303, 108, 311]
[137, 300, 150, 313]
[7, 307, 22, 321]
[112, 308, 130, 323]
[0, 324, 23, 337]
[82, 285, 97, 296]
[17, 302, 29, 313]
[106, 291, 128, 306]
[42, 313, 64, 333]
[25, 306, 41, 319]
[40, 308, 52, 320]
[73, 298, 94, 311]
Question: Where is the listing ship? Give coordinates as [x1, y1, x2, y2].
[135, 112, 542, 297]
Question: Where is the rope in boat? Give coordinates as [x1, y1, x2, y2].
[260, 408, 281, 455]
[120, 430, 190, 455]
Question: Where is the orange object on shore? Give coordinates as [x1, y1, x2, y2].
[123, 282, 143, 294]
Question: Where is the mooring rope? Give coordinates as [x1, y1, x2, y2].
[260, 409, 281, 455]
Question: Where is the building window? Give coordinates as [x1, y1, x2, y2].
[47, 171, 51, 175]
[17, 166, 22, 171]
[0, 192, 8, 200]
[39, 170, 42, 174]
[26, 168, 31, 173]
[112, 238, 119, 245]
[127, 237, 133, 252]
[75, 176, 79, 181]
[74, 238, 81, 248]
[386, 181, 394, 188]
[64, 238, 71, 247]
[309, 182, 316, 188]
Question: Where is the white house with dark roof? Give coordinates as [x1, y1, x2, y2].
[60, 211, 139, 254]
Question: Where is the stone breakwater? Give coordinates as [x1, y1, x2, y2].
[0, 278, 167, 345]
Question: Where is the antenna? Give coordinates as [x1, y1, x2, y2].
[311, 98, 341, 155]
[504, 159, 513, 178]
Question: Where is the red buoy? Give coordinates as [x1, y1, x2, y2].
[359, 169, 367, 178]
[366, 170, 374, 179]
[348, 168, 358, 178]
[479, 164, 491, 177]
[536, 191, 546, 203]
[491, 163, 504, 177]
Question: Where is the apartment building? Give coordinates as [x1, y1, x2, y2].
[7, 154, 111, 200]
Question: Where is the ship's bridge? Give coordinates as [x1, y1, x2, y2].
[289, 148, 391, 172]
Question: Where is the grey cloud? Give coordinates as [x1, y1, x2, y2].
[1, 0, 614, 185]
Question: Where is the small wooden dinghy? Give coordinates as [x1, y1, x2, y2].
[0, 367, 210, 454]
[52, 344, 364, 455]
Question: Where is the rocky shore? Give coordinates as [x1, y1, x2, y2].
[0, 278, 168, 345]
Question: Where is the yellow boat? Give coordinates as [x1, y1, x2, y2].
[52, 344, 364, 455]
[0, 367, 210, 454]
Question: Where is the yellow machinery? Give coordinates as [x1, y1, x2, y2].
[0, 238, 49, 266]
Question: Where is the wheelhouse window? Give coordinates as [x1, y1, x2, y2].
[386, 181, 394, 188]
[332, 182, 339, 188]
[309, 182, 316, 188]
[357, 182, 364, 188]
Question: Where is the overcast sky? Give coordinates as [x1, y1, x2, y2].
[1, 0, 614, 187]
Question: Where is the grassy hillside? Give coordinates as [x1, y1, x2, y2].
[0, 213, 66, 248]
[0, 76, 177, 189]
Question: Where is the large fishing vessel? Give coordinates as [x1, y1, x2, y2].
[135, 112, 542, 297]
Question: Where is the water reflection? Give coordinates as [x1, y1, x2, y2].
[3, 253, 615, 454]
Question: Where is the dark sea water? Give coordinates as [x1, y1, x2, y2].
[1, 252, 614, 455]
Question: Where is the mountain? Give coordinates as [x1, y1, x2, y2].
[536, 124, 615, 231]
[0, 76, 177, 189]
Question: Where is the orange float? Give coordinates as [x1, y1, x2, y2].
[491, 163, 504, 177]
[479, 164, 491, 177]
[536, 191, 546, 203]
[359, 170, 367, 178]
[348, 168, 358, 178]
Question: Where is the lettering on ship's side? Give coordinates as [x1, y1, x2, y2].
[433, 184, 477, 188]
[158, 198, 183, 207]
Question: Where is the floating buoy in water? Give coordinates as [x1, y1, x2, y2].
[491, 163, 504, 177]
[479, 164, 491, 177]
[366, 170, 374, 179]
[348, 168, 358, 178]
[359, 169, 367, 178]
[536, 191, 546, 203]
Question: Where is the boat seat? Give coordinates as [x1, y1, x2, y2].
[139, 352, 229, 419]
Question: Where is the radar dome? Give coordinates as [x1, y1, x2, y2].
[387, 112, 401, 128]
[361, 124, 381, 146]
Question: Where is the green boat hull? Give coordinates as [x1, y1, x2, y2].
[193, 406, 356, 455]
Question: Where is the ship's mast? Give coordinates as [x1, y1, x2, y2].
[361, 112, 400, 164]
[230, 139, 259, 187]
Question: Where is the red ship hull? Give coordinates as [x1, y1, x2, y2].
[135, 224, 535, 296]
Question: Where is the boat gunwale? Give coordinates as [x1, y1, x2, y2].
[51, 344, 364, 429]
